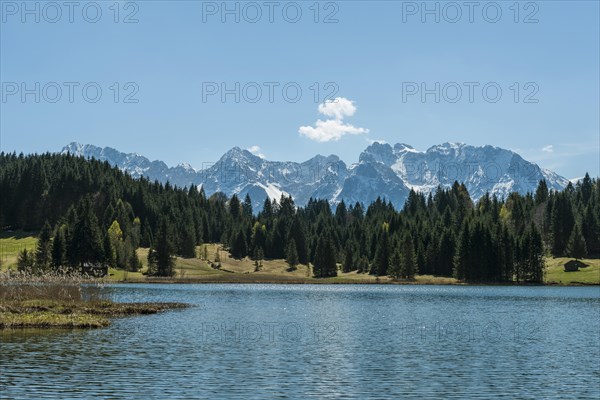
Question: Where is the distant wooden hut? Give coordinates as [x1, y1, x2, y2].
[564, 260, 585, 272]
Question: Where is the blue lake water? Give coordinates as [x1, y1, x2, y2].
[1, 284, 599, 399]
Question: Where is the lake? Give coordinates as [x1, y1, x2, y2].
[1, 284, 599, 399]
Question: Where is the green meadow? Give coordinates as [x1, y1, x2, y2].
[1, 233, 598, 285]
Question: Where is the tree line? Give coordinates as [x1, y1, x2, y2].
[1, 152, 598, 282]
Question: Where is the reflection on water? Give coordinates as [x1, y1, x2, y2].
[1, 284, 599, 399]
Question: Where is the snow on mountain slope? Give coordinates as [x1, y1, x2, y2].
[61, 141, 570, 210]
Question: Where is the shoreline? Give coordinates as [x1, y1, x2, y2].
[0, 300, 190, 330]
[105, 277, 600, 286]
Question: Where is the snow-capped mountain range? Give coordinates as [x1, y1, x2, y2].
[61, 142, 569, 211]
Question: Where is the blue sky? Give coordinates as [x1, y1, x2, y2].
[1, 0, 598, 179]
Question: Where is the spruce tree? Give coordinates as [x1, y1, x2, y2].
[128, 246, 141, 272]
[104, 233, 116, 268]
[357, 256, 369, 273]
[261, 197, 273, 220]
[148, 219, 176, 276]
[389, 248, 402, 280]
[526, 223, 545, 283]
[243, 194, 253, 218]
[580, 173, 592, 204]
[313, 234, 337, 278]
[70, 197, 105, 268]
[285, 240, 299, 270]
[251, 222, 267, 258]
[35, 221, 52, 271]
[371, 223, 390, 276]
[51, 226, 67, 269]
[229, 194, 241, 220]
[289, 216, 309, 264]
[17, 249, 34, 272]
[550, 193, 575, 256]
[534, 180, 549, 205]
[179, 225, 197, 258]
[581, 206, 599, 255]
[454, 223, 470, 280]
[230, 229, 248, 259]
[342, 243, 355, 273]
[400, 235, 416, 280]
[566, 223, 587, 260]
[438, 230, 455, 277]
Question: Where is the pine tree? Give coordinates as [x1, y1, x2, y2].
[266, 219, 286, 259]
[179, 224, 197, 258]
[342, 243, 355, 273]
[580, 173, 592, 204]
[534, 179, 549, 205]
[313, 234, 337, 278]
[289, 216, 309, 264]
[400, 235, 416, 280]
[371, 223, 390, 276]
[69, 197, 106, 268]
[229, 194, 241, 220]
[17, 249, 34, 272]
[581, 205, 599, 255]
[454, 223, 470, 280]
[51, 225, 67, 269]
[335, 200, 348, 224]
[250, 222, 267, 257]
[438, 230, 455, 277]
[285, 240, 299, 270]
[566, 223, 587, 260]
[230, 229, 248, 259]
[35, 221, 52, 271]
[526, 223, 545, 283]
[141, 219, 153, 248]
[128, 246, 141, 272]
[3, 151, 596, 286]
[357, 256, 369, 273]
[550, 193, 575, 256]
[104, 233, 116, 268]
[148, 219, 175, 276]
[243, 194, 253, 218]
[389, 248, 402, 280]
[261, 197, 273, 220]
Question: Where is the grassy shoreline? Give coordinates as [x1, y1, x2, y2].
[2, 237, 598, 286]
[3, 236, 596, 331]
[106, 276, 599, 286]
[104, 245, 598, 286]
[0, 300, 189, 329]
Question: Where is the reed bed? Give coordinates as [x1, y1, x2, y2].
[0, 269, 106, 303]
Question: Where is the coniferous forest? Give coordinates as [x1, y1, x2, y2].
[1, 152, 598, 282]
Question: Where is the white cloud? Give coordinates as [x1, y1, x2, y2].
[542, 145, 554, 153]
[318, 97, 357, 120]
[247, 145, 265, 158]
[299, 119, 369, 142]
[299, 97, 369, 142]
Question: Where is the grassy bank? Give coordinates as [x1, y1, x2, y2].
[122, 244, 599, 285]
[2, 234, 598, 285]
[0, 231, 37, 270]
[0, 269, 188, 329]
[0, 300, 188, 329]
[545, 257, 600, 285]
